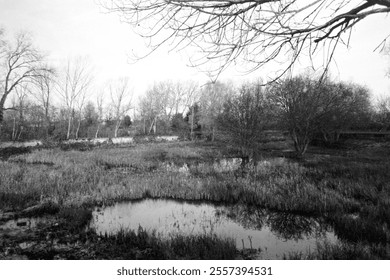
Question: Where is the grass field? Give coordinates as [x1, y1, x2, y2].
[0, 139, 389, 259]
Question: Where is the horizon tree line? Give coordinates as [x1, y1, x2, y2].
[1, 28, 390, 158]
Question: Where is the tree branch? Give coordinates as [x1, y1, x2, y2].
[102, 0, 390, 80]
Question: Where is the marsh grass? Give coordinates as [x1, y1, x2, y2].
[1, 141, 389, 217]
[286, 241, 390, 260]
[57, 207, 93, 232]
[1, 140, 389, 258]
[94, 227, 237, 259]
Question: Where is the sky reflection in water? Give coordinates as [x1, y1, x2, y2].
[90, 199, 337, 259]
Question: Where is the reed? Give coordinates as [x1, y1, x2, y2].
[93, 227, 237, 259]
[1, 140, 389, 258]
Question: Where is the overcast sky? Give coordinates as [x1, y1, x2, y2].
[1, 0, 390, 102]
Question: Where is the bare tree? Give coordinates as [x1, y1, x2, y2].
[33, 69, 56, 138]
[74, 90, 87, 139]
[217, 81, 272, 163]
[269, 75, 372, 155]
[142, 80, 199, 124]
[375, 43, 390, 130]
[139, 82, 169, 134]
[0, 31, 51, 137]
[102, 0, 390, 80]
[167, 80, 199, 117]
[153, 81, 172, 120]
[109, 78, 133, 138]
[184, 83, 200, 140]
[10, 84, 30, 140]
[95, 93, 105, 138]
[269, 75, 335, 156]
[318, 82, 372, 143]
[56, 58, 92, 140]
[199, 81, 234, 141]
[376, 95, 390, 130]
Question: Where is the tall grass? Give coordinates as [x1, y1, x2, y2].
[286, 241, 390, 260]
[1, 141, 389, 252]
[92, 227, 237, 260]
[1, 141, 389, 215]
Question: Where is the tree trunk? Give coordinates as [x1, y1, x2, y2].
[95, 122, 100, 138]
[291, 130, 309, 157]
[0, 108, 3, 141]
[45, 106, 51, 139]
[294, 138, 309, 157]
[17, 126, 23, 141]
[45, 118, 51, 139]
[190, 106, 194, 141]
[148, 117, 156, 135]
[114, 119, 121, 138]
[12, 117, 17, 141]
[66, 115, 72, 140]
[75, 118, 81, 139]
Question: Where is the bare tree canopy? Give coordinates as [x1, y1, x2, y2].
[56, 58, 93, 140]
[0, 31, 51, 135]
[108, 77, 133, 137]
[102, 0, 390, 80]
[217, 81, 272, 161]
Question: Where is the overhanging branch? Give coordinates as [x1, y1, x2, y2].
[102, 0, 390, 80]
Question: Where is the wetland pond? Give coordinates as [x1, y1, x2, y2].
[89, 199, 339, 259]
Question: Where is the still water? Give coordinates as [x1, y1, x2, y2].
[89, 199, 338, 259]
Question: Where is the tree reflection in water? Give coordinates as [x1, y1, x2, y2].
[223, 204, 330, 241]
[91, 199, 338, 258]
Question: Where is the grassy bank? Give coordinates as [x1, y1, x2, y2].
[1, 140, 389, 259]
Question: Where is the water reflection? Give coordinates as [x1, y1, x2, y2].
[89, 199, 338, 259]
[267, 212, 319, 241]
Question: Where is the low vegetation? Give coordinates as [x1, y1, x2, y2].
[1, 139, 389, 259]
[95, 228, 237, 260]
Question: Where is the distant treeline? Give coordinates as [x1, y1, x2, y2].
[2, 74, 389, 157]
[1, 30, 389, 157]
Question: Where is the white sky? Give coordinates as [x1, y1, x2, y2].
[1, 0, 390, 103]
